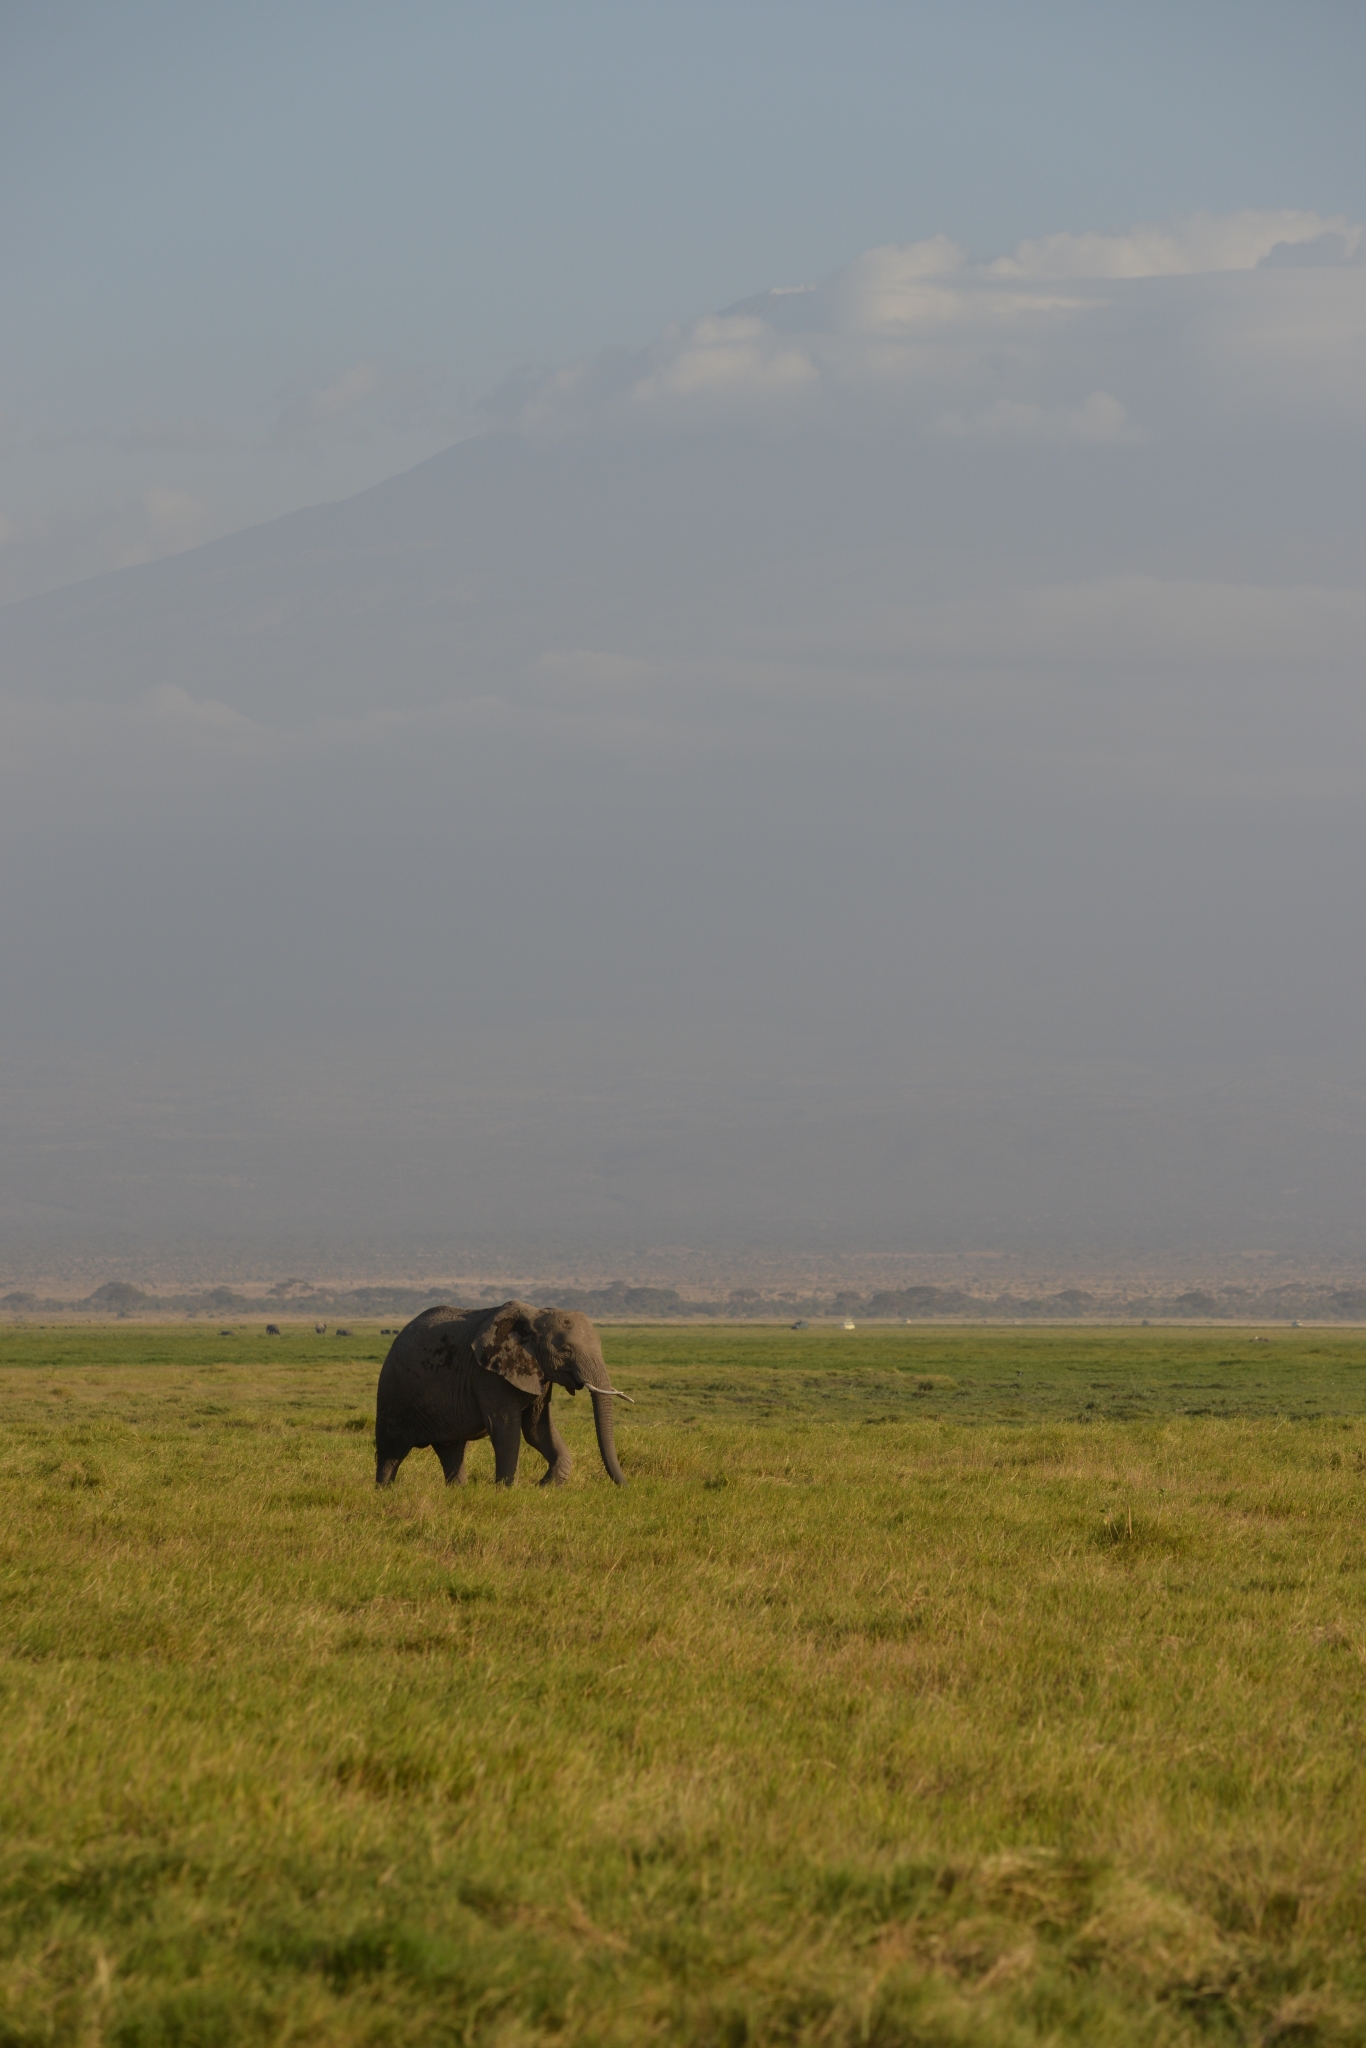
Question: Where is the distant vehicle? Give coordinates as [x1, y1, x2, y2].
[843, 1319, 856, 1331]
[265, 1324, 281, 1336]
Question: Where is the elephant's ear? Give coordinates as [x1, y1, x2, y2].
[471, 1300, 546, 1396]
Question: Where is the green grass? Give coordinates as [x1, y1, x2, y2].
[2, 1322, 1366, 2045]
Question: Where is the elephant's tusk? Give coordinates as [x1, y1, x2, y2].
[582, 1384, 635, 1404]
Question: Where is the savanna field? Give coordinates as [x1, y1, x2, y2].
[2, 1323, 1365, 2046]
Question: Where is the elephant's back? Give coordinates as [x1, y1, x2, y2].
[380, 1304, 478, 1381]
[390, 1301, 474, 1343]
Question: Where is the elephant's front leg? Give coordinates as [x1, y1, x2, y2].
[487, 1409, 523, 1488]
[523, 1398, 572, 1487]
[433, 1440, 469, 1486]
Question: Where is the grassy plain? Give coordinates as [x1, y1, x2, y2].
[2, 1321, 1365, 2046]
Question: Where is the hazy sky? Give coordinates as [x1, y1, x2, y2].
[4, 0, 1366, 600]
[2, 6, 1365, 1275]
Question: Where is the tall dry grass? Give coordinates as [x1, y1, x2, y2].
[1, 1322, 1364, 2043]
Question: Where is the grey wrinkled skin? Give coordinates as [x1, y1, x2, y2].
[374, 1300, 627, 1489]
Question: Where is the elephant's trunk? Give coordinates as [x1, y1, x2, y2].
[588, 1385, 627, 1486]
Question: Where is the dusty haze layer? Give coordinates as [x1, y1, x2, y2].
[4, 1243, 1365, 1330]
[2, 213, 1365, 1271]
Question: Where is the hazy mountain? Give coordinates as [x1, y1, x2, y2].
[2, 215, 1364, 1266]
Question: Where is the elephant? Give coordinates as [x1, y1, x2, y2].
[374, 1299, 627, 1489]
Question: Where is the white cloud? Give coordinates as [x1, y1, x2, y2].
[627, 315, 819, 419]
[991, 209, 1361, 279]
[831, 235, 968, 333]
[275, 360, 385, 443]
[510, 209, 1364, 445]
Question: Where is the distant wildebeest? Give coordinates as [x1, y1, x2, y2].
[315, 1323, 326, 1334]
[219, 1329, 233, 1337]
[265, 1324, 281, 1336]
[335, 1327, 351, 1337]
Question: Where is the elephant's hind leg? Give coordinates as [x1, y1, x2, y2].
[375, 1445, 411, 1487]
[524, 1402, 572, 1487]
[434, 1440, 469, 1486]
